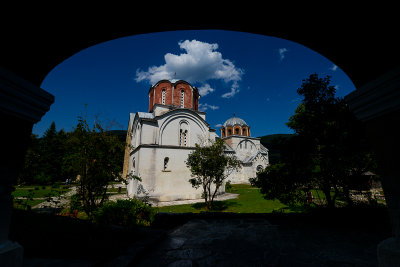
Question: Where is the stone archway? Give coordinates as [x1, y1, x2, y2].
[1, 9, 400, 265]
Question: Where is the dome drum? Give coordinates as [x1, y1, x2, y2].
[221, 116, 250, 137]
[148, 80, 200, 112]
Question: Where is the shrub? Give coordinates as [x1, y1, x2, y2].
[69, 194, 83, 212]
[225, 180, 232, 192]
[51, 182, 61, 189]
[93, 199, 155, 227]
[33, 173, 51, 185]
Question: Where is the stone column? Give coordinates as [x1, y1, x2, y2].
[0, 67, 54, 266]
[344, 67, 400, 266]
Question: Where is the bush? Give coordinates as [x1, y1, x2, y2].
[33, 173, 51, 185]
[69, 194, 83, 212]
[51, 182, 61, 189]
[93, 199, 155, 227]
[225, 180, 232, 192]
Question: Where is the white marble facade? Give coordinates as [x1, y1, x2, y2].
[125, 80, 268, 201]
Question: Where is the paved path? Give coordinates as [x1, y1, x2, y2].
[135, 218, 382, 266]
[33, 186, 78, 209]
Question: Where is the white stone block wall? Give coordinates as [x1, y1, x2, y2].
[127, 146, 225, 201]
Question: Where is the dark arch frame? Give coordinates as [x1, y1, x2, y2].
[1, 7, 399, 89]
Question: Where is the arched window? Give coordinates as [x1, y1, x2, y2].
[228, 129, 232, 135]
[132, 159, 136, 175]
[235, 128, 239, 135]
[242, 128, 247, 136]
[162, 89, 166, 105]
[180, 90, 185, 108]
[179, 121, 189, 146]
[257, 165, 263, 172]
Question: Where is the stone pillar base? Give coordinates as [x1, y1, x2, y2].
[378, 237, 400, 267]
[0, 240, 23, 267]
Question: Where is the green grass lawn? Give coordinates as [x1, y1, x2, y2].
[12, 185, 71, 210]
[106, 187, 127, 194]
[157, 184, 303, 213]
[12, 186, 71, 198]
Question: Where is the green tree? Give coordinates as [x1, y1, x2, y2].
[252, 74, 376, 208]
[63, 114, 128, 219]
[186, 138, 242, 211]
[39, 122, 68, 184]
[18, 134, 41, 185]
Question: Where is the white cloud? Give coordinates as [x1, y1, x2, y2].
[198, 103, 219, 112]
[135, 39, 243, 98]
[330, 64, 338, 71]
[221, 82, 240, 98]
[279, 48, 288, 61]
[215, 123, 223, 128]
[198, 83, 215, 97]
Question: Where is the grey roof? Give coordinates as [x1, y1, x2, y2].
[137, 112, 154, 119]
[223, 143, 235, 153]
[260, 144, 269, 154]
[223, 116, 248, 127]
[243, 151, 266, 164]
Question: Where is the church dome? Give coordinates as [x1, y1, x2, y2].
[223, 116, 248, 127]
[221, 115, 251, 138]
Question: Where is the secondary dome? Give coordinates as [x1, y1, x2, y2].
[223, 116, 248, 127]
[221, 115, 251, 138]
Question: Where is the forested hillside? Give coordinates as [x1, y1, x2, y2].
[258, 134, 293, 164]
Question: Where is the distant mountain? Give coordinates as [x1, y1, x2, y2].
[258, 134, 294, 164]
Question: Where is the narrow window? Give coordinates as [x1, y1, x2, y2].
[183, 130, 187, 146]
[162, 89, 166, 105]
[179, 121, 189, 146]
[228, 129, 232, 135]
[164, 157, 169, 171]
[180, 90, 184, 108]
[235, 128, 239, 135]
[180, 129, 188, 146]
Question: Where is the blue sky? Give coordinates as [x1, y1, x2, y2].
[34, 30, 356, 138]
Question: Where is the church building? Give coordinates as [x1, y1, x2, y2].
[123, 79, 269, 201]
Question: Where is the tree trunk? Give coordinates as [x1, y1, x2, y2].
[322, 186, 334, 208]
[203, 184, 209, 211]
[343, 186, 353, 207]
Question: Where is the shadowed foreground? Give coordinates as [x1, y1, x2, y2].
[10, 207, 391, 266]
[137, 212, 390, 266]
